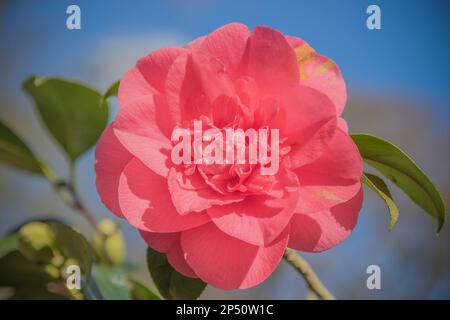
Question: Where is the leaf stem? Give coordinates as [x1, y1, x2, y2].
[41, 162, 99, 230]
[283, 248, 335, 300]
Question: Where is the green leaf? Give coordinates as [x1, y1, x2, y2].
[362, 173, 399, 230]
[0, 251, 56, 288]
[128, 277, 161, 300]
[351, 133, 446, 231]
[0, 120, 43, 174]
[103, 80, 120, 100]
[22, 76, 109, 161]
[19, 222, 56, 264]
[48, 222, 95, 279]
[0, 232, 19, 258]
[84, 265, 131, 300]
[146, 247, 206, 300]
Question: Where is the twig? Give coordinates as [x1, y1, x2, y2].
[283, 248, 335, 300]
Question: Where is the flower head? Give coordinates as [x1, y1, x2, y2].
[95, 23, 363, 289]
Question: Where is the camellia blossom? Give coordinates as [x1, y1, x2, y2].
[95, 23, 363, 290]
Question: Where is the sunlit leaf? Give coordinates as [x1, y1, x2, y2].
[146, 247, 206, 300]
[362, 173, 399, 230]
[352, 133, 446, 231]
[19, 222, 55, 264]
[23, 76, 109, 161]
[0, 121, 43, 174]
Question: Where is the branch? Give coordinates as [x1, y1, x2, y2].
[283, 248, 335, 300]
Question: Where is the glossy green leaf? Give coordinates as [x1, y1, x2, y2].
[0, 121, 43, 174]
[84, 265, 131, 300]
[146, 247, 206, 300]
[362, 173, 399, 230]
[352, 133, 446, 231]
[22, 76, 108, 161]
[128, 277, 161, 300]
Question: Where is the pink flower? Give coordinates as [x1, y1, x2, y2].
[95, 23, 363, 290]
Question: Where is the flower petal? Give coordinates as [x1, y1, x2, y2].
[168, 167, 245, 215]
[113, 95, 172, 177]
[294, 129, 363, 213]
[139, 230, 179, 253]
[181, 222, 289, 289]
[274, 85, 337, 168]
[166, 52, 234, 123]
[118, 158, 210, 232]
[198, 23, 250, 76]
[246, 26, 299, 94]
[136, 46, 188, 94]
[95, 125, 133, 218]
[289, 186, 363, 252]
[167, 241, 197, 278]
[207, 168, 299, 246]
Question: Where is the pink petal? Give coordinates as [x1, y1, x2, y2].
[185, 35, 206, 51]
[289, 186, 363, 252]
[246, 26, 299, 94]
[338, 117, 349, 132]
[166, 52, 234, 123]
[139, 230, 179, 253]
[294, 129, 363, 213]
[285, 35, 308, 49]
[274, 85, 337, 168]
[118, 158, 210, 232]
[136, 46, 188, 94]
[207, 168, 299, 246]
[113, 95, 172, 178]
[139, 230, 197, 277]
[198, 23, 250, 76]
[181, 222, 289, 289]
[95, 125, 133, 218]
[167, 241, 197, 278]
[286, 36, 347, 115]
[118, 67, 156, 111]
[300, 54, 347, 115]
[167, 167, 244, 215]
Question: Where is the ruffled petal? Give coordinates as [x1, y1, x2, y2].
[207, 168, 299, 246]
[167, 167, 245, 215]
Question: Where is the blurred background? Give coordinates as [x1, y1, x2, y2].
[0, 0, 449, 299]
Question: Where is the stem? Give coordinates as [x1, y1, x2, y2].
[41, 162, 99, 231]
[283, 248, 335, 300]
